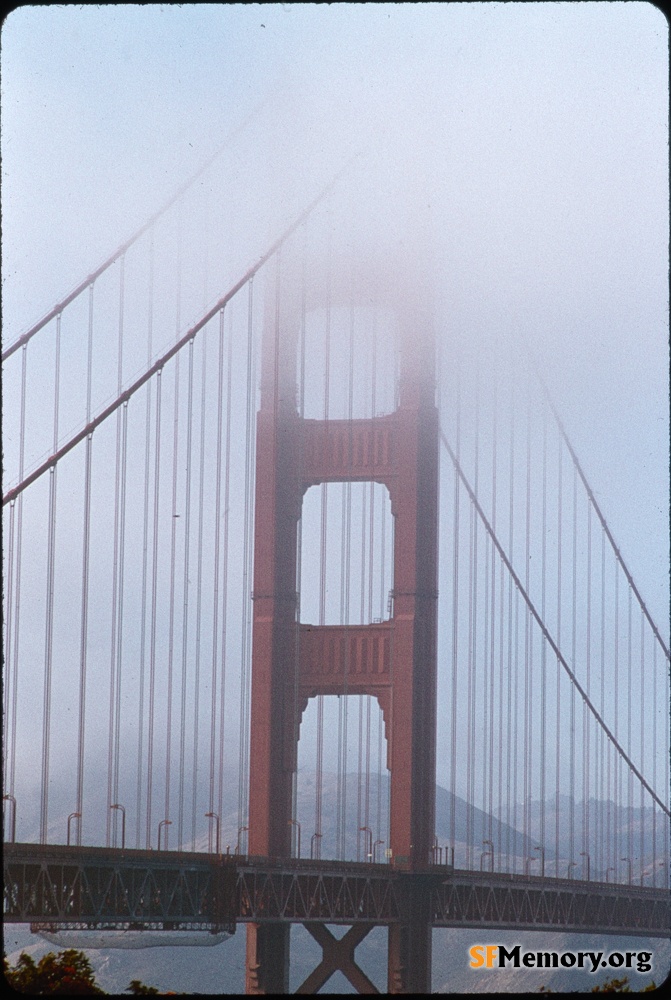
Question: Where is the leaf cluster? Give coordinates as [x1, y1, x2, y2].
[3, 950, 160, 995]
[539, 976, 657, 993]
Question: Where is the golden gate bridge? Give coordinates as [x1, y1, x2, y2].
[3, 130, 669, 993]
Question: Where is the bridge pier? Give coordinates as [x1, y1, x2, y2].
[245, 923, 290, 995]
[387, 877, 433, 994]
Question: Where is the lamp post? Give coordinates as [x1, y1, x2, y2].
[3, 794, 17, 844]
[567, 861, 578, 879]
[534, 845, 545, 877]
[205, 812, 220, 855]
[67, 811, 81, 846]
[111, 804, 126, 849]
[288, 819, 301, 859]
[310, 832, 322, 859]
[606, 866, 615, 883]
[373, 840, 384, 864]
[480, 840, 494, 872]
[359, 826, 373, 862]
[158, 819, 172, 851]
[580, 851, 590, 881]
[236, 826, 249, 855]
[620, 857, 632, 885]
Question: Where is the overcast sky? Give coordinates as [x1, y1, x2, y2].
[2, 1, 668, 631]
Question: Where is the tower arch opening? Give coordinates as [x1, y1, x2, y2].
[294, 693, 390, 863]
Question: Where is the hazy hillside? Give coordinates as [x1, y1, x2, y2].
[6, 775, 668, 993]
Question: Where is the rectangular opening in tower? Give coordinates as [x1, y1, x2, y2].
[295, 693, 391, 863]
[298, 481, 394, 626]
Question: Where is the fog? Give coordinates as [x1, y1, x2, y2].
[2, 4, 668, 861]
[4, 2, 667, 620]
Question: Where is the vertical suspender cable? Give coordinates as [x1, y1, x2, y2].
[316, 249, 332, 858]
[569, 463, 577, 868]
[191, 329, 208, 848]
[449, 363, 460, 862]
[294, 232, 307, 854]
[7, 343, 28, 805]
[481, 520, 490, 850]
[357, 481, 367, 859]
[639, 613, 645, 883]
[217, 307, 233, 830]
[164, 351, 181, 850]
[583, 500, 592, 870]
[137, 231, 154, 846]
[651, 639, 657, 885]
[627, 586, 633, 873]
[208, 308, 225, 844]
[540, 398, 547, 863]
[465, 372, 478, 870]
[488, 384, 497, 850]
[107, 256, 125, 846]
[178, 338, 195, 847]
[364, 310, 376, 856]
[599, 526, 606, 876]
[555, 433, 563, 876]
[115, 260, 128, 843]
[41, 312, 61, 844]
[338, 272, 356, 860]
[523, 394, 531, 863]
[163, 204, 184, 851]
[238, 276, 256, 847]
[613, 555, 619, 871]
[4, 498, 16, 789]
[666, 639, 670, 886]
[506, 377, 515, 871]
[112, 398, 129, 842]
[146, 369, 162, 848]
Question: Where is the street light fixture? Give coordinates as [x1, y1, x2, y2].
[359, 826, 373, 862]
[111, 804, 126, 849]
[288, 819, 301, 859]
[67, 812, 81, 846]
[567, 861, 578, 879]
[373, 840, 384, 864]
[3, 794, 17, 843]
[236, 826, 249, 855]
[580, 851, 590, 881]
[620, 857, 632, 885]
[158, 819, 172, 851]
[534, 845, 545, 877]
[310, 832, 322, 859]
[480, 840, 494, 872]
[205, 812, 220, 855]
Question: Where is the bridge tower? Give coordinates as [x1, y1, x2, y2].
[245, 247, 439, 994]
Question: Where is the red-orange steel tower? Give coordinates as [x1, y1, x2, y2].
[245, 256, 438, 994]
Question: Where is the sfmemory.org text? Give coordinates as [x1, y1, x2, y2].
[469, 945, 652, 974]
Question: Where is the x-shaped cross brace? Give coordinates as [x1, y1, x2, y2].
[295, 923, 379, 994]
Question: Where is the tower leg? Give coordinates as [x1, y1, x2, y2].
[246, 923, 290, 995]
[387, 876, 432, 994]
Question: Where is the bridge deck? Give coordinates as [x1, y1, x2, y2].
[4, 843, 669, 938]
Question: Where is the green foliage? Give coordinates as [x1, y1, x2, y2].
[540, 977, 658, 993]
[126, 982, 159, 996]
[3, 950, 162, 995]
[3, 949, 103, 994]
